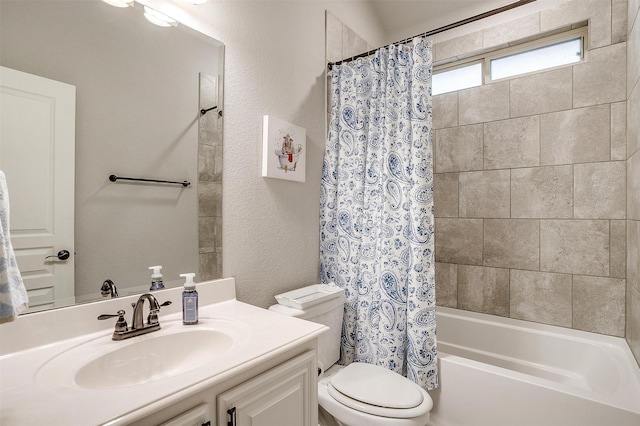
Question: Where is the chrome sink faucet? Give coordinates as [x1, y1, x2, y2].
[132, 293, 164, 329]
[98, 293, 171, 340]
[100, 279, 118, 298]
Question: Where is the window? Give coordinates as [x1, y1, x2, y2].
[431, 27, 586, 95]
[432, 62, 482, 95]
[489, 36, 583, 80]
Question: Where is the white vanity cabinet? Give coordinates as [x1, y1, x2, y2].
[130, 350, 318, 426]
[217, 350, 316, 426]
[0, 279, 326, 426]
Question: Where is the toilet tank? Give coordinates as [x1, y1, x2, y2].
[269, 287, 345, 370]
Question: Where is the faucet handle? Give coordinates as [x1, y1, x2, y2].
[148, 300, 172, 325]
[98, 309, 128, 332]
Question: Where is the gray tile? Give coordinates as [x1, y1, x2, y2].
[483, 13, 540, 49]
[628, 284, 640, 365]
[434, 173, 458, 218]
[200, 124, 222, 147]
[433, 92, 458, 130]
[435, 125, 483, 172]
[199, 252, 221, 281]
[629, 13, 640, 98]
[484, 219, 539, 270]
[458, 265, 509, 317]
[459, 81, 510, 126]
[540, 0, 611, 48]
[574, 162, 626, 219]
[627, 273, 632, 349]
[459, 170, 510, 218]
[573, 276, 625, 336]
[435, 31, 483, 62]
[612, 0, 628, 43]
[199, 73, 218, 113]
[573, 43, 627, 108]
[510, 67, 572, 118]
[198, 181, 222, 217]
[511, 166, 573, 218]
[198, 216, 219, 252]
[541, 105, 611, 166]
[198, 144, 220, 182]
[484, 116, 540, 170]
[435, 262, 457, 308]
[629, 220, 640, 293]
[199, 73, 221, 147]
[629, 151, 640, 221]
[510, 269, 572, 327]
[630, 0, 640, 34]
[611, 220, 626, 279]
[611, 101, 627, 161]
[628, 83, 640, 156]
[326, 11, 343, 63]
[343, 23, 367, 59]
[540, 220, 609, 276]
[435, 218, 483, 265]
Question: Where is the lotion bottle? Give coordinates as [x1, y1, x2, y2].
[180, 273, 198, 325]
[148, 265, 165, 291]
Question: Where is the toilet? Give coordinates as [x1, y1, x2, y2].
[269, 285, 433, 426]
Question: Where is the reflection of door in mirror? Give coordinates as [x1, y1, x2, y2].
[0, 66, 76, 312]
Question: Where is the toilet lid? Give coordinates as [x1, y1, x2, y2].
[329, 363, 424, 409]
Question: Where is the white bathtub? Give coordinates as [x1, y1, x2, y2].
[428, 307, 640, 426]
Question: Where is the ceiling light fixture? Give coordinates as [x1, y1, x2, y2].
[101, 0, 134, 7]
[143, 6, 179, 27]
[185, 0, 208, 4]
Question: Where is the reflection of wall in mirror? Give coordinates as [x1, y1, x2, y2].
[0, 0, 223, 302]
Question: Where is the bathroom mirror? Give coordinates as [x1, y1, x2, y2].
[0, 0, 223, 312]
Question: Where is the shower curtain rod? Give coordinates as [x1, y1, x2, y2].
[327, 0, 536, 70]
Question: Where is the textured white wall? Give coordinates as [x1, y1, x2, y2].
[160, 0, 386, 308]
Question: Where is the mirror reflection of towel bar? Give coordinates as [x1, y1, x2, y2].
[200, 106, 222, 116]
[108, 174, 190, 187]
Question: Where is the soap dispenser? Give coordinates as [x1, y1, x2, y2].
[180, 273, 198, 325]
[149, 265, 165, 291]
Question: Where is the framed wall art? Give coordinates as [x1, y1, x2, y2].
[261, 115, 306, 182]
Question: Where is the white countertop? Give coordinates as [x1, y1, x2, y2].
[0, 278, 326, 425]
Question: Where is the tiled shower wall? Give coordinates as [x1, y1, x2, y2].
[627, 0, 640, 364]
[326, 1, 635, 343]
[434, 0, 629, 337]
[198, 73, 223, 281]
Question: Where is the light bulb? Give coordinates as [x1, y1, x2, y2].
[102, 0, 134, 7]
[143, 6, 178, 27]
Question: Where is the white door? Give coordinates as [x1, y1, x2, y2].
[0, 66, 75, 311]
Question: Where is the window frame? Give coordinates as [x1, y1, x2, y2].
[484, 26, 587, 83]
[432, 59, 484, 95]
[432, 26, 588, 95]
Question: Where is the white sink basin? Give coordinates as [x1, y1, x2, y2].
[35, 318, 248, 390]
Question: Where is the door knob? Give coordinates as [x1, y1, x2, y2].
[45, 250, 70, 261]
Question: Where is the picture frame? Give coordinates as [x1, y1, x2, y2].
[261, 115, 306, 182]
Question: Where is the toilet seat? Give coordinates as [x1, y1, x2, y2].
[326, 363, 432, 418]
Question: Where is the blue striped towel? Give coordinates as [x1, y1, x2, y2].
[0, 170, 28, 323]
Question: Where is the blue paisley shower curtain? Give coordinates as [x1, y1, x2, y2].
[319, 37, 438, 390]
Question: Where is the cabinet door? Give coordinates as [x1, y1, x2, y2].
[159, 403, 211, 426]
[217, 351, 317, 426]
